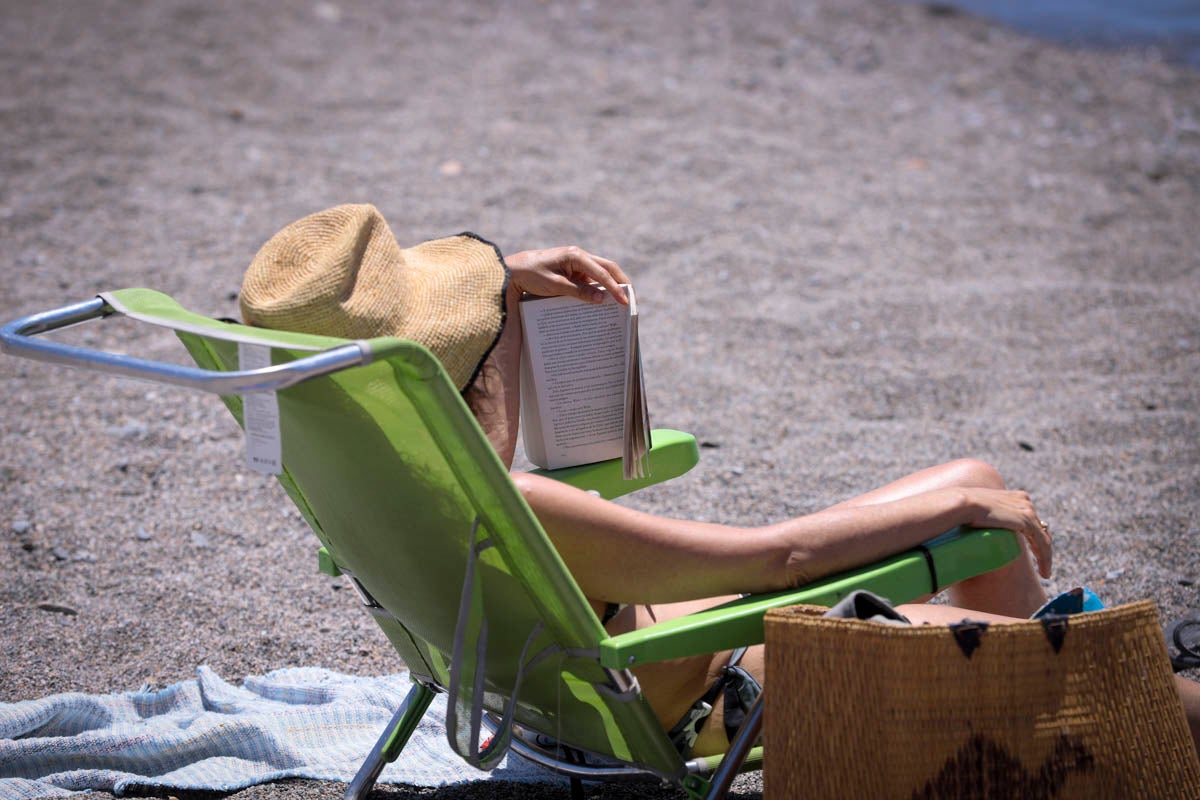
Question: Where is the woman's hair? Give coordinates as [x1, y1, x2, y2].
[462, 361, 496, 421]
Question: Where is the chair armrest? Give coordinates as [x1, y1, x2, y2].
[317, 547, 342, 577]
[527, 429, 700, 500]
[597, 527, 1020, 669]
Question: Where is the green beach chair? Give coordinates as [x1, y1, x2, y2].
[1, 289, 1021, 800]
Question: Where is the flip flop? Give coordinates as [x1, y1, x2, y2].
[1166, 616, 1200, 672]
[1031, 587, 1106, 619]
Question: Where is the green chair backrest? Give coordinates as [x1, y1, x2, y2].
[107, 289, 685, 777]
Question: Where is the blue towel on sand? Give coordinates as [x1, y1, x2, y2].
[0, 666, 559, 798]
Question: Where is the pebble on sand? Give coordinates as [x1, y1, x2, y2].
[37, 603, 78, 616]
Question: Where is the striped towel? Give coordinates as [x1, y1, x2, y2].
[0, 667, 560, 798]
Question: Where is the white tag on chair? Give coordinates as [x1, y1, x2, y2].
[238, 342, 282, 475]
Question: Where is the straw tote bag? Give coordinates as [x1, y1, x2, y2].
[763, 600, 1200, 799]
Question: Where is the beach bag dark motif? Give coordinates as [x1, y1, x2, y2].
[763, 600, 1200, 799]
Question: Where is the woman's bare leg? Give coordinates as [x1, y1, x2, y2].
[826, 459, 1048, 618]
[599, 598, 740, 733]
[1178, 675, 1200, 757]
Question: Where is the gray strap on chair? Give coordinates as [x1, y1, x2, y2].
[445, 517, 547, 770]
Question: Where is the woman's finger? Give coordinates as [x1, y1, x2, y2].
[1028, 516, 1052, 578]
[568, 251, 628, 304]
[593, 254, 631, 285]
[541, 271, 605, 303]
[1039, 521, 1053, 578]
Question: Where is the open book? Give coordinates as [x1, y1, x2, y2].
[519, 285, 651, 478]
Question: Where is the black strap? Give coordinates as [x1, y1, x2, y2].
[1168, 618, 1200, 672]
[916, 543, 939, 594]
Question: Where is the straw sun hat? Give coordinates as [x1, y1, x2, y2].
[239, 204, 509, 391]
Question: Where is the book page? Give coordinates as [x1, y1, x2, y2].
[520, 291, 630, 469]
[621, 300, 652, 480]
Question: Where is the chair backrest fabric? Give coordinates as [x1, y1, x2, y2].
[107, 289, 684, 777]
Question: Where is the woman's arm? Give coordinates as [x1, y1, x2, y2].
[485, 245, 1050, 603]
[772, 485, 1050, 586]
[513, 473, 1050, 604]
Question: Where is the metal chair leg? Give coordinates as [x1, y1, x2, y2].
[345, 682, 438, 800]
[704, 692, 764, 800]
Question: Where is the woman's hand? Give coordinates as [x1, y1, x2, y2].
[506, 246, 631, 304]
[964, 488, 1053, 579]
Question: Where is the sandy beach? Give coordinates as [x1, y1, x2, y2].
[2, 1, 1198, 797]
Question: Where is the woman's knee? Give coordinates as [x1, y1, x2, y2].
[941, 458, 1005, 490]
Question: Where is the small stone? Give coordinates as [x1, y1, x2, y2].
[191, 532, 211, 548]
[21, 541, 35, 552]
[1105, 568, 1125, 581]
[107, 421, 148, 439]
[50, 546, 71, 561]
[1145, 157, 1170, 182]
[136, 527, 153, 541]
[439, 159, 463, 177]
[730, 466, 745, 476]
[1018, 441, 1035, 452]
[1179, 578, 1195, 587]
[12, 520, 31, 535]
[37, 603, 78, 616]
[313, 2, 341, 22]
[925, 3, 960, 17]
[74, 551, 97, 563]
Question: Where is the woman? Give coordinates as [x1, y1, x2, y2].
[240, 204, 1199, 758]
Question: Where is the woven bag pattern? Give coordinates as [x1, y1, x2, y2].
[763, 600, 1200, 799]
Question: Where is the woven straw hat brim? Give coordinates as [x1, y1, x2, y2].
[239, 204, 508, 390]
